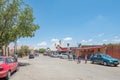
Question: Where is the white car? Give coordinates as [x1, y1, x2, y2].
[59, 53, 68, 59]
[50, 53, 59, 58]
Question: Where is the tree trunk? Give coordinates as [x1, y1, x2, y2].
[0, 46, 3, 56]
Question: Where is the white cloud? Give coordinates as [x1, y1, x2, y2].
[81, 39, 93, 45]
[51, 38, 59, 42]
[96, 42, 103, 45]
[103, 39, 107, 42]
[88, 39, 93, 42]
[112, 39, 120, 43]
[98, 33, 104, 37]
[81, 40, 88, 43]
[37, 41, 47, 47]
[64, 37, 72, 41]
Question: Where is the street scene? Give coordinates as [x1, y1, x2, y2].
[0, 0, 120, 80]
[10, 55, 120, 80]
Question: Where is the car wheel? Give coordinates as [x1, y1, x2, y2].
[114, 64, 117, 67]
[103, 62, 107, 66]
[5, 71, 11, 80]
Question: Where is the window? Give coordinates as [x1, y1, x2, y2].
[6, 58, 12, 64]
[97, 55, 101, 58]
[0, 58, 4, 64]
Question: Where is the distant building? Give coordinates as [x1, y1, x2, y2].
[73, 45, 107, 59]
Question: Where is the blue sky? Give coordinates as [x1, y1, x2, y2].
[10, 0, 120, 50]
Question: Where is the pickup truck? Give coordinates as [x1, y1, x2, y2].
[90, 53, 119, 66]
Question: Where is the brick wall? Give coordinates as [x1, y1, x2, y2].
[106, 46, 120, 60]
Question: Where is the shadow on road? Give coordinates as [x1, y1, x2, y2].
[91, 63, 120, 68]
[19, 62, 30, 67]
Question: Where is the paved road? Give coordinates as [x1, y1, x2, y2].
[10, 55, 120, 80]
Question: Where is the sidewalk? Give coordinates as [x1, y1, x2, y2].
[18, 56, 30, 66]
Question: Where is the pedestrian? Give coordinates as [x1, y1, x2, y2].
[90, 53, 94, 61]
[85, 54, 88, 64]
[72, 53, 76, 61]
[77, 56, 81, 64]
[14, 53, 18, 62]
[68, 53, 70, 60]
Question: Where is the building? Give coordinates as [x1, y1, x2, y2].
[55, 45, 77, 53]
[106, 45, 120, 60]
[73, 45, 107, 59]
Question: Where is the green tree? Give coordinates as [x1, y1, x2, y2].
[34, 49, 39, 53]
[17, 45, 31, 57]
[0, 0, 39, 54]
[39, 48, 46, 53]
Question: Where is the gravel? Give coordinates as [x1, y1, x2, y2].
[10, 55, 120, 80]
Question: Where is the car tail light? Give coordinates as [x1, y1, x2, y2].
[0, 66, 3, 71]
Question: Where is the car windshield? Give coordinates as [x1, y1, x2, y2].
[0, 58, 4, 64]
[62, 54, 67, 55]
[102, 54, 111, 58]
[30, 54, 34, 56]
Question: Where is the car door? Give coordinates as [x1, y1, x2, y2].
[93, 54, 99, 63]
[93, 54, 97, 62]
[10, 58, 18, 71]
[6, 58, 14, 72]
[97, 55, 102, 63]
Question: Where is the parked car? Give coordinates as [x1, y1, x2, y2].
[59, 53, 68, 59]
[90, 53, 119, 66]
[0, 56, 19, 80]
[43, 53, 49, 56]
[29, 54, 35, 59]
[34, 53, 39, 57]
[50, 53, 59, 58]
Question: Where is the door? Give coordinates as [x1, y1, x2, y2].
[97, 55, 102, 63]
[11, 58, 18, 71]
[6, 58, 14, 72]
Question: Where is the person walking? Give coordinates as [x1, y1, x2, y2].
[14, 53, 18, 62]
[68, 52, 70, 60]
[77, 56, 81, 64]
[73, 53, 76, 61]
[85, 54, 88, 64]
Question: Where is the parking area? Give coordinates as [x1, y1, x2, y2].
[10, 55, 120, 80]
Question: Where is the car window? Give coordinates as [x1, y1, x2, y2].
[104, 54, 111, 58]
[94, 55, 97, 58]
[97, 55, 101, 58]
[0, 58, 4, 64]
[10, 58, 15, 62]
[62, 54, 67, 55]
[6, 58, 12, 64]
[30, 54, 34, 56]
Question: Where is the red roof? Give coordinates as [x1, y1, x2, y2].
[56, 45, 68, 52]
[78, 46, 106, 50]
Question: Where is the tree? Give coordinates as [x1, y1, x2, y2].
[0, 0, 39, 54]
[39, 48, 46, 53]
[17, 45, 31, 57]
[34, 49, 39, 53]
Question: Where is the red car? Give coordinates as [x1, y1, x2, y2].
[0, 56, 19, 80]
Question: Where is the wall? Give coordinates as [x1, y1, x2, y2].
[106, 45, 120, 60]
